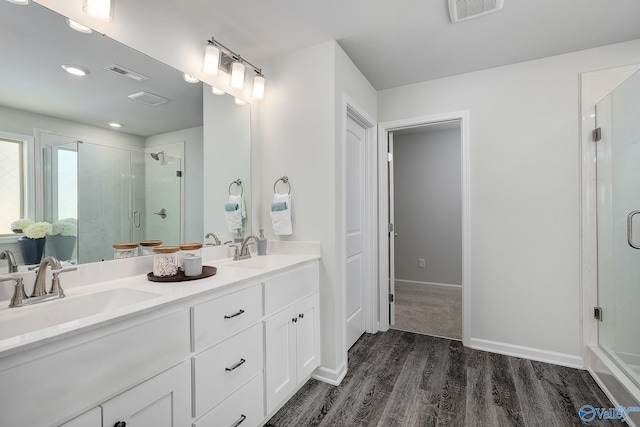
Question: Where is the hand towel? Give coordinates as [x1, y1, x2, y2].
[225, 194, 245, 232]
[224, 202, 239, 212]
[271, 193, 292, 235]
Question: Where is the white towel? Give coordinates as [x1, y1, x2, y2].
[271, 193, 292, 235]
[225, 194, 246, 232]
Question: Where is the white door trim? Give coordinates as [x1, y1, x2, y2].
[378, 110, 471, 347]
[342, 96, 378, 344]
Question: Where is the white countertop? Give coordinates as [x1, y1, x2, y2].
[0, 251, 320, 358]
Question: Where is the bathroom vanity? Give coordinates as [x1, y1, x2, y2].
[0, 249, 320, 427]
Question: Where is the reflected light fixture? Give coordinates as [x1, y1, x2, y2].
[202, 41, 220, 75]
[252, 72, 265, 100]
[183, 73, 199, 84]
[83, 0, 113, 22]
[67, 18, 93, 33]
[61, 64, 89, 76]
[211, 86, 225, 96]
[202, 36, 265, 100]
[6, 0, 30, 5]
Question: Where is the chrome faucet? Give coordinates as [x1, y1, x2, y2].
[32, 256, 62, 297]
[0, 250, 18, 273]
[233, 235, 258, 261]
[205, 232, 221, 246]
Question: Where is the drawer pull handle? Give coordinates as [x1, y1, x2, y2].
[231, 414, 247, 427]
[224, 309, 245, 319]
[225, 358, 246, 372]
[114, 422, 127, 427]
[299, 313, 304, 319]
[292, 317, 298, 323]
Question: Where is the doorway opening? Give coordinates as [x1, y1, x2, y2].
[378, 111, 470, 346]
[390, 122, 462, 340]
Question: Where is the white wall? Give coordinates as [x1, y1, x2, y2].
[394, 128, 462, 286]
[379, 38, 640, 364]
[259, 40, 376, 380]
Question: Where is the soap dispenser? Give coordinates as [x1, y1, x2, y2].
[257, 229, 267, 256]
[233, 229, 244, 243]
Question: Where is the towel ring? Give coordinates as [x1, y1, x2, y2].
[228, 179, 243, 197]
[273, 176, 291, 194]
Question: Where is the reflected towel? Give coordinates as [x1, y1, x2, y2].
[271, 201, 287, 212]
[225, 203, 239, 212]
[271, 193, 292, 235]
[225, 195, 246, 232]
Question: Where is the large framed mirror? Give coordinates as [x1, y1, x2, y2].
[0, 0, 251, 269]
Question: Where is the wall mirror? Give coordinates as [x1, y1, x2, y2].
[0, 1, 251, 269]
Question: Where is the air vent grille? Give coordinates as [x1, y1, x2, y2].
[449, 0, 504, 22]
[128, 92, 170, 106]
[105, 64, 149, 82]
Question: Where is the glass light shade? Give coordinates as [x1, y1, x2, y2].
[252, 74, 265, 100]
[67, 19, 93, 33]
[211, 86, 225, 96]
[6, 0, 30, 5]
[234, 97, 247, 105]
[202, 44, 220, 75]
[231, 61, 245, 89]
[82, 0, 113, 21]
[183, 73, 199, 84]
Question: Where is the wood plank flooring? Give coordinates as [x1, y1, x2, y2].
[266, 330, 618, 427]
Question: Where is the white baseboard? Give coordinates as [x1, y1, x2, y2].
[395, 279, 462, 289]
[311, 361, 347, 386]
[470, 338, 584, 369]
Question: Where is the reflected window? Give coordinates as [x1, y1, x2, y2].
[0, 137, 24, 235]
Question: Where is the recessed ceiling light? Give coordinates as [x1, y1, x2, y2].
[66, 18, 93, 33]
[183, 73, 199, 84]
[108, 122, 122, 128]
[5, 0, 30, 5]
[61, 64, 90, 76]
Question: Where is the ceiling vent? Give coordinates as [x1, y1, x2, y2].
[128, 92, 170, 106]
[448, 0, 504, 23]
[105, 64, 149, 82]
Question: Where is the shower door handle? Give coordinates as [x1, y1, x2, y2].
[626, 210, 640, 249]
[132, 211, 141, 228]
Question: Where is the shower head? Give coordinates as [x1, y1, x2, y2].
[150, 151, 164, 161]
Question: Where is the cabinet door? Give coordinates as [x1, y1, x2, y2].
[60, 407, 102, 427]
[264, 305, 297, 414]
[296, 293, 320, 380]
[101, 361, 190, 427]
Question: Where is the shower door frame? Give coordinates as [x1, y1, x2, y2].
[580, 64, 640, 411]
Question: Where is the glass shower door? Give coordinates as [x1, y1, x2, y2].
[596, 69, 640, 387]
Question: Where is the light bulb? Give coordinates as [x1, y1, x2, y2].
[202, 43, 220, 75]
[231, 61, 245, 89]
[83, 0, 113, 21]
[252, 74, 265, 100]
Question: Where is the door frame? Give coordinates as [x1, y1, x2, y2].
[378, 110, 471, 347]
[342, 96, 378, 344]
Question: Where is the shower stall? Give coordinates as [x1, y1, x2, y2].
[588, 68, 640, 421]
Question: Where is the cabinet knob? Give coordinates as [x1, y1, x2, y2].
[292, 317, 298, 323]
[299, 313, 304, 319]
[114, 422, 126, 427]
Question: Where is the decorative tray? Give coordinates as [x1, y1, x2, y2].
[147, 265, 217, 282]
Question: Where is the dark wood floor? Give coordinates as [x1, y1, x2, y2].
[266, 330, 618, 427]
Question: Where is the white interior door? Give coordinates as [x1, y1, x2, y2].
[346, 115, 366, 349]
[388, 132, 396, 325]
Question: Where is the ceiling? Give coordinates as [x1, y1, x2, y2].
[167, 0, 640, 90]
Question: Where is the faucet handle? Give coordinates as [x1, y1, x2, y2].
[49, 267, 76, 297]
[0, 276, 28, 308]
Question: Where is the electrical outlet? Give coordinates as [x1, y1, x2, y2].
[418, 259, 425, 268]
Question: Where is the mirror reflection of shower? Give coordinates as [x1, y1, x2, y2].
[150, 151, 168, 165]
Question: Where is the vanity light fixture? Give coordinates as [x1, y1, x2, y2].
[5, 0, 30, 5]
[183, 73, 199, 84]
[211, 86, 225, 96]
[67, 18, 93, 33]
[61, 64, 90, 76]
[202, 36, 265, 99]
[82, 0, 113, 22]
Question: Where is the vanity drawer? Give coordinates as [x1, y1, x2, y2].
[193, 323, 263, 417]
[193, 373, 264, 427]
[264, 262, 319, 315]
[191, 284, 262, 352]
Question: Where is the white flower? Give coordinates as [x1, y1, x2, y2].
[10, 219, 34, 233]
[52, 218, 77, 237]
[24, 222, 53, 239]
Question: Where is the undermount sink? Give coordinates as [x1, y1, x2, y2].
[0, 288, 162, 341]
[224, 256, 277, 269]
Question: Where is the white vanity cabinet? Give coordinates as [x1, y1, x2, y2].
[191, 283, 265, 426]
[263, 263, 320, 415]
